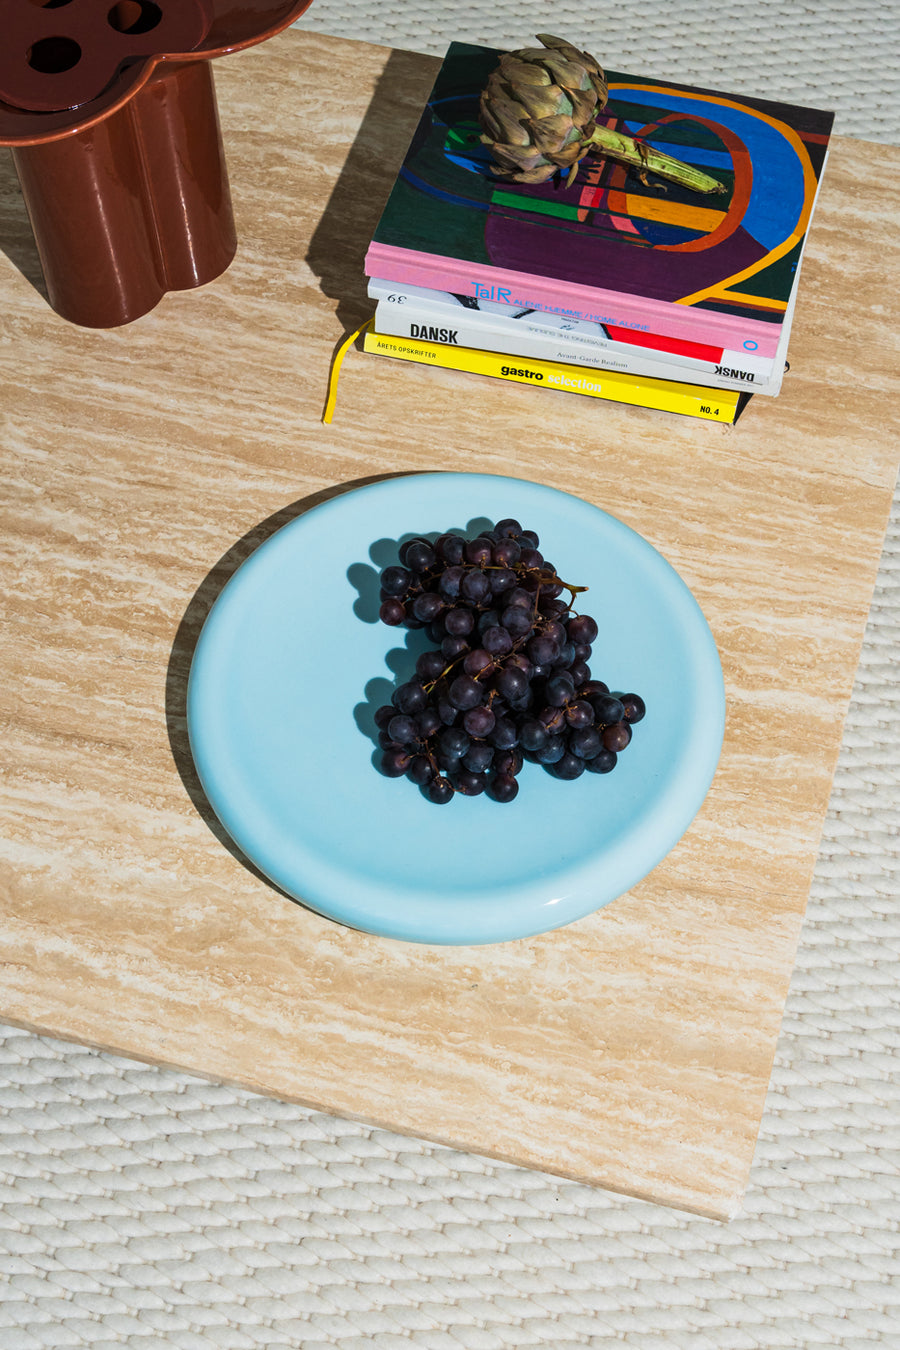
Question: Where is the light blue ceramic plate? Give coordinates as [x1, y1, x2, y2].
[187, 472, 725, 945]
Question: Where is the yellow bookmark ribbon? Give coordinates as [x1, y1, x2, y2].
[322, 318, 374, 424]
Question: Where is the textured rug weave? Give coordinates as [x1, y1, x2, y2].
[293, 0, 900, 143]
[2, 3, 899, 1346]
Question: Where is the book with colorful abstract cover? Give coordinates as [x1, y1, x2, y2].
[365, 42, 834, 362]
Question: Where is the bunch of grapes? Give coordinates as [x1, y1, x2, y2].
[374, 518, 644, 804]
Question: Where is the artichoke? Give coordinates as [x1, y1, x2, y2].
[479, 34, 725, 195]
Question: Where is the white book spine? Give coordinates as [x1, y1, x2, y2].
[373, 300, 781, 397]
[368, 278, 779, 382]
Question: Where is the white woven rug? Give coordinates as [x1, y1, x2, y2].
[3, 4, 899, 1346]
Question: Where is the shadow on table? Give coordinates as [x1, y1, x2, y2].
[165, 473, 414, 896]
[305, 47, 439, 334]
[0, 148, 49, 302]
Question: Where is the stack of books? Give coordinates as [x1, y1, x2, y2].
[362, 41, 834, 423]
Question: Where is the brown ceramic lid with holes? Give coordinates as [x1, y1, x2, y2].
[0, 1, 212, 112]
[0, 1, 314, 143]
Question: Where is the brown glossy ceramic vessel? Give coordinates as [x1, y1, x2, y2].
[0, 1, 315, 327]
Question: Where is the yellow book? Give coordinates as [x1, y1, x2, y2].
[363, 329, 741, 423]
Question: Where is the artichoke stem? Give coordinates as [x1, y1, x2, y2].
[584, 126, 726, 195]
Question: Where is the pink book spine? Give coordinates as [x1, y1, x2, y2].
[364, 243, 783, 361]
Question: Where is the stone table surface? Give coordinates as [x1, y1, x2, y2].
[1, 29, 898, 1220]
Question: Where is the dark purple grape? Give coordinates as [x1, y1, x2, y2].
[387, 713, 418, 745]
[506, 652, 533, 678]
[494, 665, 528, 702]
[435, 533, 465, 564]
[520, 529, 539, 548]
[538, 705, 566, 735]
[412, 591, 444, 623]
[381, 747, 413, 777]
[592, 694, 626, 726]
[416, 650, 447, 682]
[565, 700, 594, 729]
[379, 599, 405, 626]
[493, 747, 523, 776]
[407, 754, 435, 786]
[416, 707, 442, 739]
[463, 705, 496, 738]
[544, 672, 575, 707]
[567, 613, 599, 645]
[463, 648, 493, 678]
[453, 767, 486, 796]
[487, 772, 519, 803]
[380, 564, 411, 597]
[438, 726, 469, 761]
[405, 540, 436, 573]
[519, 547, 544, 569]
[463, 742, 494, 773]
[460, 570, 491, 604]
[603, 721, 632, 752]
[374, 704, 395, 730]
[427, 775, 454, 804]
[489, 717, 518, 749]
[476, 608, 502, 635]
[519, 718, 548, 753]
[501, 605, 533, 639]
[491, 539, 522, 568]
[568, 659, 591, 687]
[586, 748, 617, 774]
[378, 730, 399, 750]
[527, 633, 559, 666]
[494, 517, 523, 538]
[489, 567, 517, 595]
[439, 565, 466, 599]
[398, 536, 429, 565]
[436, 690, 457, 725]
[448, 675, 483, 711]
[444, 607, 474, 636]
[569, 726, 602, 759]
[580, 679, 609, 700]
[553, 752, 585, 780]
[618, 693, 646, 724]
[392, 680, 427, 714]
[441, 635, 469, 660]
[534, 735, 565, 765]
[505, 586, 532, 609]
[465, 536, 493, 566]
[482, 625, 513, 656]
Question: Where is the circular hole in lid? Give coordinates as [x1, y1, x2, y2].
[27, 35, 81, 73]
[107, 1, 162, 34]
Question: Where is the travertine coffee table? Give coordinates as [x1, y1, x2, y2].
[1, 28, 898, 1219]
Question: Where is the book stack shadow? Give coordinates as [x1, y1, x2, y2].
[361, 42, 834, 424]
